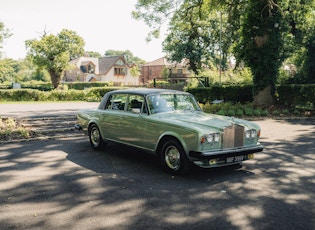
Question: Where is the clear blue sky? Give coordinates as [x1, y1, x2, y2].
[0, 0, 166, 62]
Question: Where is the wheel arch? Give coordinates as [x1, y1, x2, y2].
[155, 132, 189, 157]
[87, 121, 104, 139]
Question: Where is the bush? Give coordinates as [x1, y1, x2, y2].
[244, 108, 254, 116]
[186, 84, 253, 104]
[236, 109, 244, 117]
[272, 110, 281, 116]
[0, 87, 121, 102]
[217, 109, 226, 116]
[261, 110, 269, 116]
[253, 109, 262, 116]
[227, 109, 236, 116]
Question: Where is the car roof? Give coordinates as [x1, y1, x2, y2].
[108, 88, 189, 96]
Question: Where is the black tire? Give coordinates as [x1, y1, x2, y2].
[88, 124, 104, 149]
[160, 139, 192, 175]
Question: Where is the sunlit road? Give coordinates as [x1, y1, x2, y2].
[0, 103, 314, 229]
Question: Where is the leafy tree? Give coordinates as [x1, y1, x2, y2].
[0, 58, 16, 82]
[163, 2, 212, 75]
[25, 29, 85, 88]
[130, 65, 141, 78]
[133, 0, 315, 105]
[85, 51, 102, 58]
[104, 49, 145, 65]
[0, 22, 12, 59]
[234, 0, 284, 105]
[292, 0, 315, 83]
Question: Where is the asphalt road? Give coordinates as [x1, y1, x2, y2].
[0, 103, 314, 229]
[0, 101, 99, 118]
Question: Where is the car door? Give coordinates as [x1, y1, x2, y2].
[98, 93, 128, 141]
[119, 94, 150, 148]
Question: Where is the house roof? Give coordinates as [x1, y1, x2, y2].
[98, 56, 123, 75]
[143, 57, 188, 67]
[70, 57, 99, 73]
[81, 61, 95, 66]
[70, 56, 127, 75]
[142, 57, 173, 67]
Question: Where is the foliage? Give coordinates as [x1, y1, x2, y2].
[234, 0, 284, 100]
[276, 84, 315, 108]
[186, 84, 253, 104]
[25, 29, 85, 88]
[0, 117, 35, 142]
[0, 22, 12, 58]
[163, 1, 216, 74]
[130, 65, 141, 78]
[197, 67, 253, 85]
[0, 58, 16, 82]
[85, 51, 102, 58]
[133, 0, 315, 105]
[104, 50, 145, 65]
[0, 58, 51, 83]
[0, 87, 121, 102]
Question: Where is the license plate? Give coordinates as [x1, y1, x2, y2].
[226, 155, 244, 163]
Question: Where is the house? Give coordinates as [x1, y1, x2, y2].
[141, 57, 190, 84]
[64, 56, 139, 86]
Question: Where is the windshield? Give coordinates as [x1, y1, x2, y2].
[147, 93, 202, 114]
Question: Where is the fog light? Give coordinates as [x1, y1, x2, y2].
[248, 154, 254, 159]
[209, 159, 217, 165]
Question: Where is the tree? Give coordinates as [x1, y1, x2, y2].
[25, 29, 85, 88]
[0, 22, 12, 59]
[234, 0, 284, 105]
[163, 3, 238, 76]
[85, 51, 102, 58]
[290, 0, 315, 83]
[0, 58, 16, 82]
[104, 49, 145, 65]
[163, 2, 212, 75]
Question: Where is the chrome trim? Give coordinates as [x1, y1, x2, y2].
[189, 144, 264, 158]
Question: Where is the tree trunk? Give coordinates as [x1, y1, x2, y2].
[49, 71, 61, 89]
[253, 85, 274, 106]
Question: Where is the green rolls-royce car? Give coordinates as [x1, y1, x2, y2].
[76, 88, 263, 174]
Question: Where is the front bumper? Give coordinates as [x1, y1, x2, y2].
[189, 145, 264, 168]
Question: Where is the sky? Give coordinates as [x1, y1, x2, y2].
[0, 0, 166, 62]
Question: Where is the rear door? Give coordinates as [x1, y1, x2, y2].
[99, 93, 128, 141]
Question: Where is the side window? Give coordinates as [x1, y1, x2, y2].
[127, 95, 144, 113]
[106, 94, 127, 111]
[105, 95, 113, 109]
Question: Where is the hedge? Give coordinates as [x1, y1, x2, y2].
[276, 84, 315, 107]
[0, 87, 121, 102]
[0, 82, 109, 91]
[186, 84, 253, 104]
[0, 85, 314, 110]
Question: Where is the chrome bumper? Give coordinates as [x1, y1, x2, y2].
[189, 144, 264, 160]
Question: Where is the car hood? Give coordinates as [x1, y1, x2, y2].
[150, 111, 260, 132]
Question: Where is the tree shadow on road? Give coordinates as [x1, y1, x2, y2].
[0, 119, 314, 229]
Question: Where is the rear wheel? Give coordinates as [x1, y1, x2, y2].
[160, 139, 191, 175]
[89, 124, 104, 149]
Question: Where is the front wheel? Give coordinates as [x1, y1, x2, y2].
[160, 139, 191, 175]
[89, 124, 104, 149]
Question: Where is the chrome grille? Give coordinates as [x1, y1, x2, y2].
[223, 125, 244, 148]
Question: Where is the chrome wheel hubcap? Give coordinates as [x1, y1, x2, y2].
[165, 145, 180, 170]
[91, 128, 100, 146]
